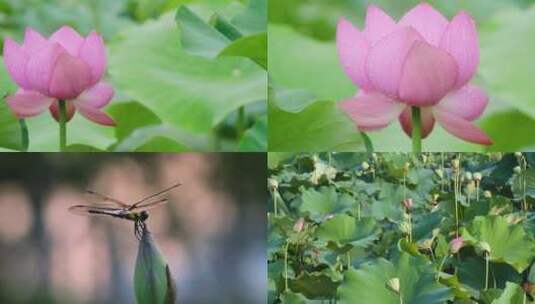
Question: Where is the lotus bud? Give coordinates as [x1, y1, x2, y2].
[522, 282, 535, 295]
[432, 193, 440, 203]
[450, 236, 464, 253]
[403, 162, 410, 172]
[402, 198, 413, 209]
[386, 278, 400, 294]
[372, 153, 378, 161]
[435, 168, 444, 179]
[421, 155, 427, 163]
[135, 227, 177, 304]
[514, 166, 522, 174]
[483, 190, 492, 198]
[451, 159, 460, 170]
[473, 172, 482, 182]
[293, 217, 305, 232]
[515, 152, 523, 159]
[361, 161, 370, 171]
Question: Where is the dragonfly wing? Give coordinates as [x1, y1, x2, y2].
[68, 204, 126, 217]
[83, 190, 130, 208]
[130, 198, 169, 213]
[130, 182, 181, 209]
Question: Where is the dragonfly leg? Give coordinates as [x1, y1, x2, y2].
[134, 219, 147, 240]
[134, 221, 142, 240]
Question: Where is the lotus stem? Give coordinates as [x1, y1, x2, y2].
[454, 167, 460, 237]
[411, 107, 422, 153]
[408, 213, 412, 243]
[59, 99, 67, 151]
[485, 251, 489, 290]
[273, 192, 278, 216]
[476, 182, 480, 202]
[441, 153, 445, 192]
[236, 105, 246, 138]
[523, 158, 527, 211]
[436, 254, 448, 282]
[18, 119, 29, 151]
[360, 131, 374, 153]
[284, 241, 289, 292]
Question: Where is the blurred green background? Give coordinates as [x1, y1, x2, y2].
[0, 153, 266, 303]
[0, 0, 267, 152]
[268, 0, 535, 152]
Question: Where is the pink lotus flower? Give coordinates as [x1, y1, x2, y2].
[337, 4, 491, 145]
[450, 236, 464, 253]
[3, 26, 115, 126]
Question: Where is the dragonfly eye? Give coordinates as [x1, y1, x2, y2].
[140, 211, 149, 221]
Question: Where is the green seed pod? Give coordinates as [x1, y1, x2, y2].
[135, 228, 177, 304]
[268, 178, 278, 190]
[478, 241, 491, 253]
[386, 278, 400, 294]
[465, 172, 473, 181]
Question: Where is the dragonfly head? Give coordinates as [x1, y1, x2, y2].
[139, 211, 149, 222]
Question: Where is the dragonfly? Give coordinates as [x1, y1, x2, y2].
[68, 182, 181, 239]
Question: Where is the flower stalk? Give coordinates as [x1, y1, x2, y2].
[360, 131, 374, 153]
[484, 251, 489, 290]
[18, 119, 29, 151]
[284, 241, 290, 292]
[411, 107, 422, 153]
[236, 106, 246, 138]
[58, 100, 67, 151]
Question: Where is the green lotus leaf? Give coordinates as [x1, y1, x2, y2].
[338, 253, 453, 304]
[491, 282, 526, 304]
[299, 187, 353, 221]
[316, 214, 379, 248]
[461, 216, 535, 272]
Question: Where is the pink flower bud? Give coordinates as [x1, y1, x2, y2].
[450, 236, 464, 253]
[293, 217, 305, 232]
[337, 4, 491, 145]
[402, 198, 413, 209]
[3, 27, 115, 126]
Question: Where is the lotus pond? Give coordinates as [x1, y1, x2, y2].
[268, 152, 535, 303]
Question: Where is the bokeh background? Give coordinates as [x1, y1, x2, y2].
[268, 0, 535, 152]
[0, 153, 266, 303]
